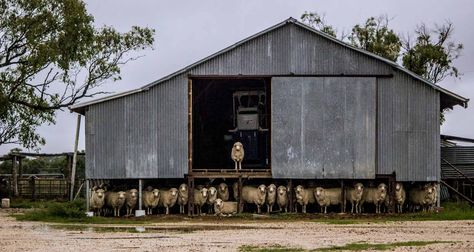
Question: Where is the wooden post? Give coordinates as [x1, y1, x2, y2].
[30, 176, 36, 200]
[85, 179, 90, 211]
[340, 180, 345, 213]
[288, 179, 294, 213]
[238, 176, 243, 213]
[70, 114, 81, 201]
[138, 179, 143, 210]
[187, 176, 194, 216]
[18, 157, 23, 178]
[12, 155, 18, 197]
[66, 154, 73, 195]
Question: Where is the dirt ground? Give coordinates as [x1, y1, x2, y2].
[0, 210, 473, 252]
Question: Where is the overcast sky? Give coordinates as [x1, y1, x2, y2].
[1, 0, 473, 154]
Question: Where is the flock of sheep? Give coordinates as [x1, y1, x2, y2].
[88, 181, 438, 217]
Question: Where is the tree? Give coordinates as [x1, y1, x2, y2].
[0, 0, 154, 149]
[402, 22, 463, 83]
[301, 12, 337, 38]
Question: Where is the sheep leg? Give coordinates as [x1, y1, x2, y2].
[324, 206, 327, 214]
[239, 161, 242, 170]
[351, 202, 354, 214]
[257, 205, 261, 214]
[302, 205, 306, 214]
[234, 161, 238, 171]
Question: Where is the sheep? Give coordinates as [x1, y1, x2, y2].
[428, 183, 438, 211]
[177, 183, 188, 214]
[408, 183, 435, 212]
[143, 188, 160, 215]
[214, 199, 238, 216]
[125, 189, 138, 216]
[295, 185, 316, 213]
[266, 184, 277, 213]
[360, 183, 387, 213]
[232, 182, 239, 201]
[231, 142, 245, 171]
[105, 191, 127, 217]
[193, 187, 208, 215]
[217, 183, 229, 201]
[207, 186, 218, 214]
[276, 186, 288, 212]
[345, 183, 364, 214]
[158, 188, 179, 215]
[241, 185, 267, 214]
[89, 187, 106, 216]
[394, 183, 406, 213]
[314, 187, 343, 214]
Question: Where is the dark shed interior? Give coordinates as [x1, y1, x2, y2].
[191, 78, 271, 170]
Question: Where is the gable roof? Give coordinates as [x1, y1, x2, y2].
[70, 17, 468, 113]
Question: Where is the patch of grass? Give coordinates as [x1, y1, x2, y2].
[318, 241, 453, 251]
[10, 198, 67, 209]
[240, 244, 304, 252]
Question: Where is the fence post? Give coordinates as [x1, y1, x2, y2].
[85, 179, 90, 211]
[30, 176, 36, 200]
[12, 155, 19, 197]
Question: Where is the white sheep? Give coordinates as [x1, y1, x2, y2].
[177, 183, 188, 214]
[193, 187, 208, 215]
[295, 185, 316, 213]
[143, 188, 160, 215]
[217, 183, 229, 201]
[241, 185, 267, 214]
[89, 187, 106, 216]
[125, 189, 138, 216]
[409, 183, 435, 212]
[428, 183, 438, 211]
[207, 186, 218, 214]
[105, 191, 126, 217]
[314, 187, 343, 214]
[214, 199, 238, 216]
[159, 188, 179, 215]
[266, 184, 277, 213]
[345, 183, 364, 214]
[276, 186, 288, 212]
[394, 183, 406, 213]
[231, 142, 245, 171]
[361, 183, 387, 214]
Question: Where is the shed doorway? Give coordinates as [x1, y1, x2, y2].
[191, 77, 271, 171]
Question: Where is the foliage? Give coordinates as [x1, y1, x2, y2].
[0, 0, 155, 149]
[15, 199, 86, 221]
[349, 16, 401, 62]
[402, 22, 463, 83]
[301, 12, 337, 38]
[240, 244, 304, 252]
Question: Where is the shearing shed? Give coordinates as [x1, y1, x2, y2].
[70, 18, 469, 215]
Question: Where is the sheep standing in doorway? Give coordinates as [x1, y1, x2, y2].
[231, 142, 245, 171]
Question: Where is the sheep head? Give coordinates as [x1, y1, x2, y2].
[215, 198, 223, 208]
[170, 188, 178, 197]
[95, 189, 105, 199]
[117, 191, 126, 199]
[233, 142, 243, 151]
[201, 188, 208, 198]
[378, 183, 387, 193]
[267, 184, 276, 194]
[395, 183, 403, 191]
[315, 187, 325, 198]
[128, 189, 138, 199]
[152, 189, 160, 198]
[209, 187, 217, 197]
[258, 184, 267, 195]
[218, 183, 228, 193]
[277, 186, 287, 196]
[354, 183, 364, 195]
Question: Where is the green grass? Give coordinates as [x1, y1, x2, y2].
[11, 200, 473, 225]
[240, 244, 304, 252]
[239, 241, 453, 252]
[318, 241, 453, 251]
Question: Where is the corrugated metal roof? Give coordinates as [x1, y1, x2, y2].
[69, 17, 468, 113]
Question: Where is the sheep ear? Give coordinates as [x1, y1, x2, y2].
[92, 186, 97, 191]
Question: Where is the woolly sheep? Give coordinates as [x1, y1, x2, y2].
[361, 183, 387, 214]
[125, 189, 138, 216]
[276, 186, 288, 212]
[394, 183, 406, 213]
[231, 142, 245, 171]
[241, 185, 267, 214]
[345, 183, 364, 214]
[90, 187, 106, 216]
[295, 185, 316, 213]
[194, 187, 208, 215]
[266, 184, 277, 213]
[217, 183, 229, 201]
[214, 199, 238, 216]
[314, 187, 343, 214]
[143, 189, 160, 215]
[105, 191, 126, 217]
[159, 188, 179, 215]
[177, 183, 188, 214]
[409, 183, 435, 212]
[207, 186, 218, 214]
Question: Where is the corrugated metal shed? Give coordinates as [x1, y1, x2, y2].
[441, 147, 474, 179]
[72, 18, 468, 180]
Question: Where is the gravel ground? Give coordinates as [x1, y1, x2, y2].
[0, 210, 473, 251]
